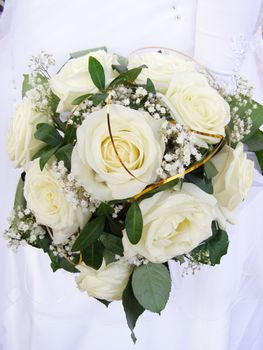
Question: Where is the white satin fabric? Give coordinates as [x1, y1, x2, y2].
[1, 1, 263, 349]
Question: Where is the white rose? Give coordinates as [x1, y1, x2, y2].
[128, 51, 195, 93]
[122, 183, 225, 263]
[166, 72, 230, 143]
[7, 97, 50, 168]
[211, 143, 254, 223]
[50, 50, 118, 112]
[71, 104, 165, 201]
[76, 261, 132, 301]
[24, 160, 91, 244]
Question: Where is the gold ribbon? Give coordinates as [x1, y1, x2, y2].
[106, 93, 224, 201]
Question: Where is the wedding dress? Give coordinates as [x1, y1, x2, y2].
[0, 1, 263, 349]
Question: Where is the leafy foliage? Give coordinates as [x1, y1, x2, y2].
[88, 56, 106, 92]
[72, 216, 105, 252]
[190, 221, 229, 265]
[122, 278, 145, 343]
[125, 201, 143, 244]
[132, 263, 171, 313]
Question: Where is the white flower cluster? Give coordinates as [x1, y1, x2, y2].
[116, 254, 149, 267]
[3, 206, 45, 250]
[69, 99, 103, 127]
[157, 121, 202, 179]
[49, 232, 80, 261]
[226, 77, 256, 143]
[26, 51, 56, 116]
[52, 161, 101, 213]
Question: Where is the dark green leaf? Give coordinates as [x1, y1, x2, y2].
[90, 93, 108, 107]
[132, 263, 171, 313]
[22, 74, 32, 98]
[63, 125, 76, 145]
[245, 129, 263, 151]
[34, 234, 51, 253]
[146, 78, 156, 94]
[32, 144, 56, 161]
[122, 278, 144, 343]
[72, 216, 105, 252]
[35, 123, 63, 146]
[103, 249, 117, 265]
[14, 176, 26, 210]
[256, 150, 263, 174]
[107, 66, 145, 90]
[55, 144, 73, 170]
[96, 298, 111, 307]
[52, 113, 66, 132]
[185, 174, 213, 194]
[107, 217, 124, 236]
[82, 241, 104, 270]
[39, 145, 60, 170]
[173, 255, 185, 265]
[96, 203, 114, 217]
[112, 64, 128, 73]
[125, 201, 143, 244]
[100, 233, 124, 256]
[70, 46, 107, 59]
[88, 56, 106, 92]
[191, 221, 229, 265]
[72, 94, 92, 105]
[204, 161, 218, 179]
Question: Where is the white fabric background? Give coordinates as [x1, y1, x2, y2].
[0, 1, 263, 349]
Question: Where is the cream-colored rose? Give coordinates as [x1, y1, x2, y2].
[166, 72, 230, 143]
[211, 143, 254, 223]
[122, 183, 225, 263]
[50, 50, 118, 112]
[76, 261, 132, 301]
[7, 97, 50, 168]
[24, 160, 91, 244]
[71, 104, 164, 201]
[128, 51, 195, 93]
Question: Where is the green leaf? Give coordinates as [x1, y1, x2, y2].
[103, 249, 117, 265]
[122, 278, 145, 343]
[185, 173, 213, 194]
[100, 233, 124, 256]
[107, 66, 145, 90]
[96, 298, 111, 307]
[32, 144, 56, 161]
[204, 161, 218, 179]
[22, 74, 32, 97]
[90, 93, 108, 107]
[72, 94, 92, 105]
[125, 201, 143, 244]
[112, 64, 128, 73]
[256, 150, 263, 174]
[35, 123, 63, 147]
[146, 78, 156, 94]
[82, 241, 104, 270]
[55, 144, 73, 170]
[132, 263, 171, 313]
[70, 46, 107, 59]
[107, 217, 124, 236]
[52, 114, 66, 132]
[191, 221, 229, 265]
[39, 145, 60, 170]
[96, 203, 114, 217]
[72, 216, 105, 252]
[63, 125, 76, 145]
[173, 255, 185, 265]
[245, 129, 263, 151]
[88, 56, 106, 92]
[14, 175, 26, 210]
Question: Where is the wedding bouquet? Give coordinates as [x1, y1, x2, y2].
[5, 47, 263, 341]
